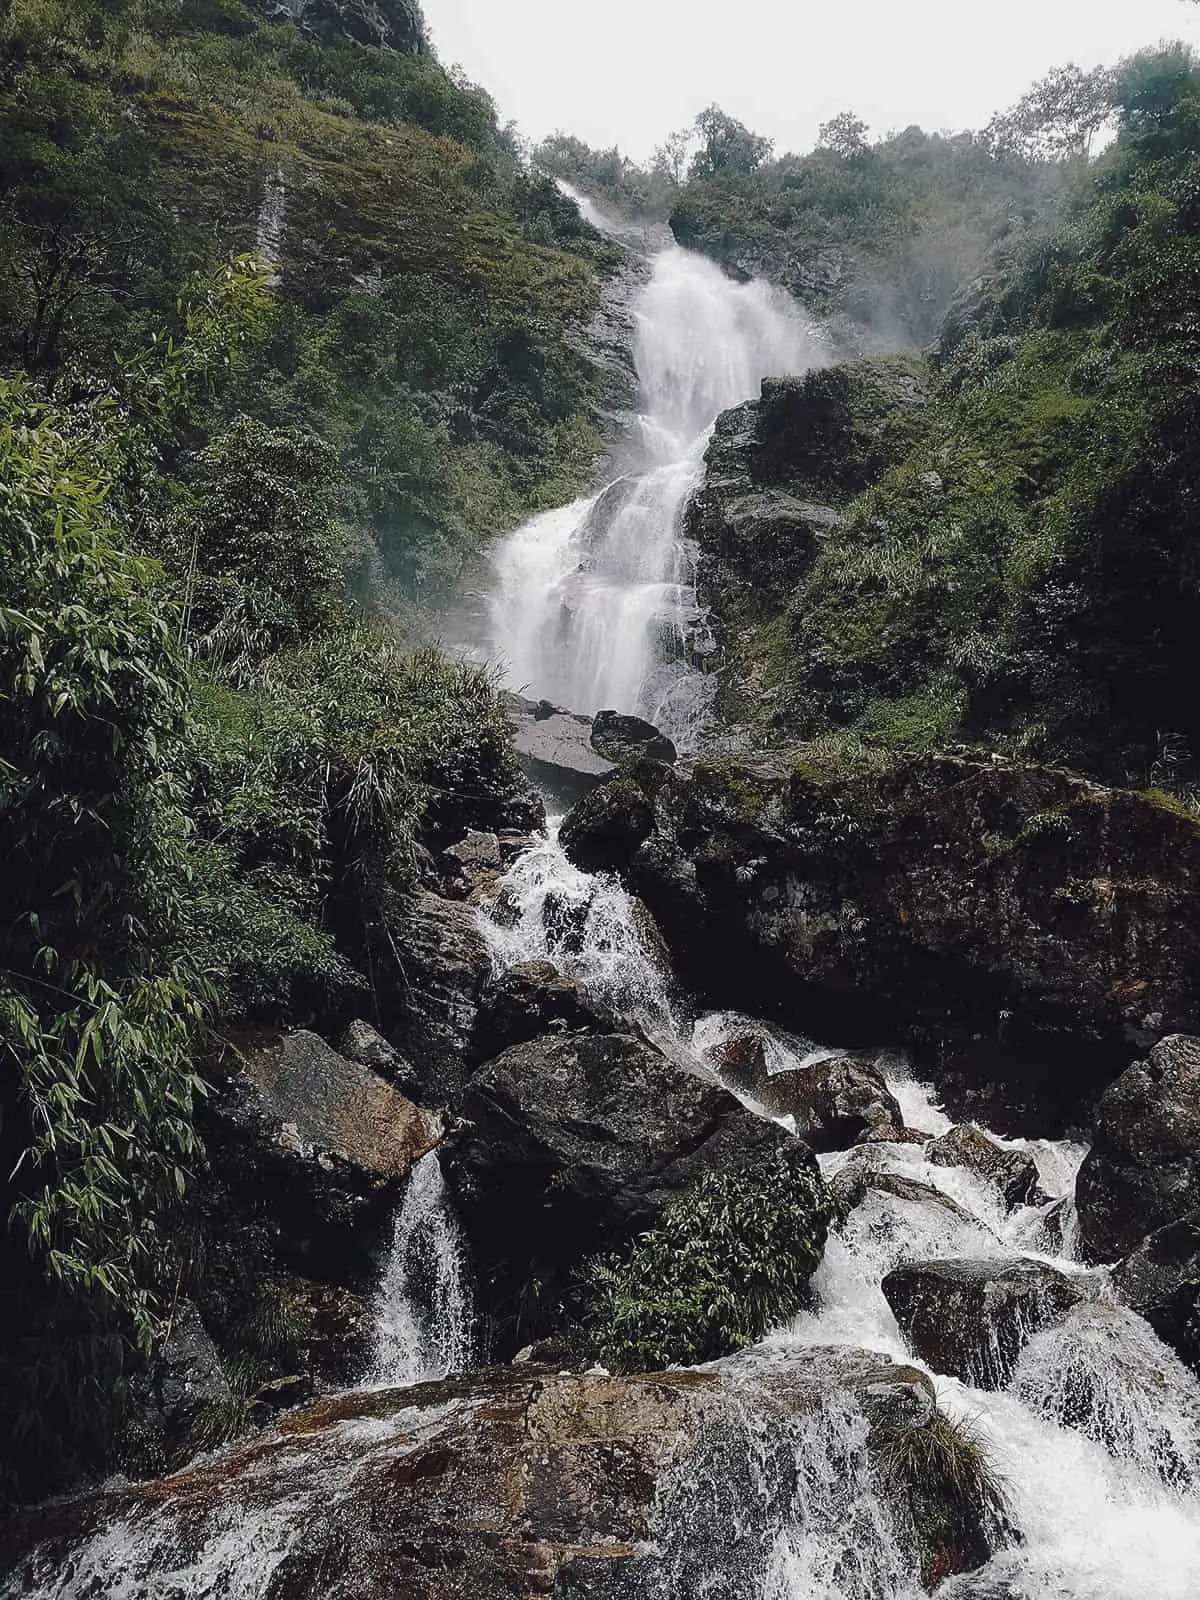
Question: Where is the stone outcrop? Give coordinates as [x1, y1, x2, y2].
[0, 1348, 1003, 1598]
[1076, 1035, 1200, 1262]
[1111, 1213, 1200, 1374]
[927, 1126, 1043, 1211]
[560, 753, 1200, 1119]
[256, 0, 428, 53]
[589, 710, 677, 767]
[882, 1258, 1093, 1389]
[381, 890, 494, 1106]
[442, 1031, 828, 1349]
[473, 960, 610, 1059]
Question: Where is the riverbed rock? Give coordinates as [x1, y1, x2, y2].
[927, 1126, 1043, 1211]
[381, 890, 494, 1106]
[442, 1031, 829, 1350]
[1076, 1035, 1200, 1263]
[560, 753, 1200, 1121]
[473, 960, 610, 1058]
[0, 1347, 1003, 1599]
[882, 1257, 1093, 1389]
[714, 1039, 903, 1149]
[1111, 1213, 1200, 1375]
[505, 693, 615, 805]
[589, 709, 677, 766]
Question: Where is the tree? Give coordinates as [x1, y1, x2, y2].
[983, 63, 1115, 160]
[817, 111, 871, 158]
[652, 126, 694, 187]
[689, 105, 773, 181]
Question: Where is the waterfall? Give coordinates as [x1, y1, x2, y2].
[255, 166, 287, 279]
[368, 1152, 472, 1388]
[488, 242, 827, 745]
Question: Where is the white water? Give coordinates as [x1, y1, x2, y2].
[480, 826, 1200, 1598]
[368, 1152, 472, 1388]
[489, 239, 826, 744]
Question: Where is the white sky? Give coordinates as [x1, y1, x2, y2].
[420, 0, 1200, 161]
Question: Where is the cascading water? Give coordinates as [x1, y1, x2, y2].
[489, 240, 827, 744]
[368, 1151, 472, 1388]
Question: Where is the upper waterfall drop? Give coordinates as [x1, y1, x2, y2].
[488, 241, 826, 747]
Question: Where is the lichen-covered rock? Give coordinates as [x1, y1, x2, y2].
[0, 1348, 1003, 1599]
[442, 1031, 829, 1350]
[561, 754, 1200, 1121]
[927, 1126, 1043, 1211]
[1076, 1035, 1200, 1263]
[882, 1257, 1092, 1389]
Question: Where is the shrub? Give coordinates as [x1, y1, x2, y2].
[578, 1148, 830, 1373]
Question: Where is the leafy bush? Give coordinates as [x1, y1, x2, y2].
[579, 1149, 830, 1372]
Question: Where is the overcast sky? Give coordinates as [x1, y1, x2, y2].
[420, 0, 1200, 161]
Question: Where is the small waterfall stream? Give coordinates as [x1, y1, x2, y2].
[368, 1152, 472, 1388]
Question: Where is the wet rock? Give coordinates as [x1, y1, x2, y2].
[0, 1348, 1000, 1599]
[443, 1031, 828, 1350]
[830, 1166, 990, 1233]
[382, 891, 493, 1106]
[1112, 1212, 1200, 1374]
[506, 693, 615, 806]
[1076, 1035, 1200, 1262]
[589, 709, 677, 766]
[337, 1018, 421, 1098]
[561, 754, 1200, 1118]
[927, 1125, 1043, 1211]
[715, 1040, 903, 1150]
[882, 1257, 1092, 1389]
[473, 960, 610, 1059]
[237, 1029, 438, 1180]
[154, 1303, 229, 1428]
[439, 828, 507, 903]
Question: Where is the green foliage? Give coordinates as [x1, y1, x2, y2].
[578, 1149, 829, 1373]
[690, 105, 773, 182]
[875, 1407, 1010, 1585]
[0, 377, 204, 1330]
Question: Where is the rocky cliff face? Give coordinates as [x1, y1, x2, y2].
[255, 0, 428, 52]
[561, 751, 1200, 1127]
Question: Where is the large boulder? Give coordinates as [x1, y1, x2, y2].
[0, 1348, 1005, 1599]
[505, 694, 615, 806]
[927, 1126, 1043, 1211]
[1111, 1213, 1200, 1375]
[382, 891, 494, 1106]
[1076, 1035, 1200, 1262]
[561, 753, 1200, 1121]
[442, 1031, 829, 1349]
[882, 1258, 1092, 1389]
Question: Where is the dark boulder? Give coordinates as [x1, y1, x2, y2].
[1076, 1035, 1200, 1262]
[561, 754, 1200, 1120]
[927, 1125, 1043, 1211]
[442, 1031, 829, 1350]
[0, 1346, 1002, 1600]
[381, 891, 494, 1106]
[589, 709, 677, 766]
[882, 1257, 1092, 1389]
[1112, 1213, 1200, 1374]
[714, 1039, 903, 1150]
[831, 1167, 994, 1238]
[473, 960, 610, 1059]
[338, 1018, 421, 1098]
